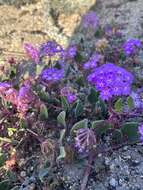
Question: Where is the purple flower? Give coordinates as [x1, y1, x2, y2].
[23, 43, 40, 63]
[67, 94, 77, 103]
[17, 85, 36, 115]
[0, 82, 18, 105]
[130, 90, 143, 109]
[75, 127, 96, 153]
[87, 63, 134, 101]
[39, 41, 63, 57]
[139, 124, 143, 142]
[104, 24, 122, 37]
[41, 68, 64, 83]
[123, 39, 142, 56]
[83, 53, 102, 70]
[18, 85, 35, 105]
[82, 11, 99, 30]
[0, 82, 11, 93]
[60, 87, 77, 103]
[4, 88, 18, 105]
[61, 45, 77, 59]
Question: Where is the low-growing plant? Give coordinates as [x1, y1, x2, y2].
[0, 11, 143, 190]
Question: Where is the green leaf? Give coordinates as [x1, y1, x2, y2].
[121, 122, 139, 143]
[127, 96, 134, 109]
[91, 120, 105, 128]
[112, 129, 123, 143]
[0, 180, 11, 190]
[59, 129, 66, 144]
[92, 120, 112, 137]
[96, 100, 107, 117]
[87, 88, 98, 105]
[39, 104, 48, 120]
[61, 96, 69, 111]
[57, 146, 66, 160]
[75, 52, 83, 63]
[38, 90, 49, 102]
[75, 76, 84, 86]
[75, 100, 83, 117]
[70, 119, 88, 136]
[20, 119, 28, 128]
[114, 98, 123, 112]
[57, 111, 66, 127]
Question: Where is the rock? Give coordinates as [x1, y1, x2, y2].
[95, 0, 143, 38]
[42, 0, 96, 46]
[0, 0, 38, 6]
[20, 171, 26, 177]
[109, 178, 118, 187]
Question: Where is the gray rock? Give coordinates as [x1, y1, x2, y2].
[109, 178, 118, 187]
[0, 0, 38, 6]
[95, 0, 143, 38]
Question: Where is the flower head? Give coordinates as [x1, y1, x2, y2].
[0, 82, 18, 104]
[0, 82, 11, 93]
[23, 43, 39, 63]
[87, 63, 134, 101]
[17, 85, 36, 115]
[61, 45, 77, 59]
[60, 87, 77, 103]
[75, 128, 96, 153]
[41, 68, 64, 83]
[83, 53, 102, 70]
[5, 88, 18, 105]
[82, 11, 99, 30]
[39, 41, 63, 57]
[123, 39, 142, 56]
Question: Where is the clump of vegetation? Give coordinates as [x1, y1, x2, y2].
[0, 11, 143, 190]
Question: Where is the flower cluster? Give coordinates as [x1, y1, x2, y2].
[123, 39, 142, 56]
[41, 68, 64, 83]
[130, 91, 143, 109]
[17, 85, 36, 115]
[83, 53, 102, 70]
[0, 82, 17, 105]
[39, 41, 63, 57]
[87, 63, 134, 100]
[0, 82, 37, 116]
[75, 128, 96, 152]
[0, 82, 11, 93]
[61, 45, 77, 59]
[138, 124, 143, 142]
[82, 11, 99, 30]
[60, 87, 77, 103]
[23, 43, 40, 63]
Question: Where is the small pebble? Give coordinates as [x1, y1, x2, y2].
[109, 178, 118, 187]
[20, 171, 26, 177]
[28, 183, 36, 190]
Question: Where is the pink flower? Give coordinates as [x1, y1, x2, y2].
[23, 43, 40, 63]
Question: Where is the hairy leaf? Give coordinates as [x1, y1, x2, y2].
[70, 119, 88, 136]
[114, 98, 123, 112]
[57, 111, 66, 127]
[75, 100, 83, 117]
[121, 122, 139, 143]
